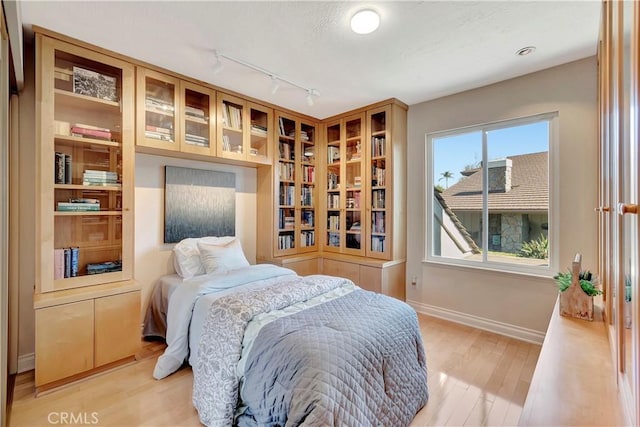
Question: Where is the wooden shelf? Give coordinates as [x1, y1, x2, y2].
[54, 210, 122, 216]
[55, 88, 120, 110]
[55, 134, 121, 148]
[54, 184, 122, 191]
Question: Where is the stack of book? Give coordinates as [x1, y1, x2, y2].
[145, 124, 173, 141]
[372, 136, 386, 157]
[87, 260, 122, 275]
[185, 105, 206, 121]
[251, 123, 267, 136]
[185, 133, 209, 147]
[300, 130, 310, 142]
[57, 198, 100, 212]
[54, 247, 79, 279]
[54, 152, 73, 184]
[300, 230, 315, 247]
[70, 123, 112, 141]
[221, 135, 232, 152]
[83, 170, 119, 186]
[279, 141, 293, 160]
[145, 96, 174, 115]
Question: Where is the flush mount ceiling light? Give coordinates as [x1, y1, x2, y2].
[516, 46, 536, 56]
[350, 9, 380, 35]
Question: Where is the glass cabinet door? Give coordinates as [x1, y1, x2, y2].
[367, 108, 390, 259]
[180, 81, 215, 156]
[275, 114, 297, 255]
[344, 115, 365, 256]
[136, 68, 179, 151]
[299, 121, 317, 252]
[218, 93, 246, 161]
[325, 120, 342, 252]
[248, 102, 272, 164]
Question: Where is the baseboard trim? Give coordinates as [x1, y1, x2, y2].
[17, 353, 34, 373]
[407, 300, 546, 345]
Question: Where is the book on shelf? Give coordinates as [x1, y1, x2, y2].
[70, 247, 79, 277]
[145, 130, 173, 141]
[278, 117, 285, 136]
[70, 126, 112, 140]
[70, 198, 100, 204]
[251, 124, 268, 136]
[54, 152, 73, 184]
[185, 105, 206, 119]
[73, 123, 111, 132]
[53, 248, 65, 279]
[146, 96, 174, 111]
[327, 146, 340, 163]
[57, 202, 100, 211]
[87, 260, 122, 275]
[63, 248, 71, 278]
[145, 124, 172, 134]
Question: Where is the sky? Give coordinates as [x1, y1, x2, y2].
[432, 120, 549, 188]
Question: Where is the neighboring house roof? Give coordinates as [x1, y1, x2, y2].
[440, 151, 548, 212]
[434, 190, 481, 254]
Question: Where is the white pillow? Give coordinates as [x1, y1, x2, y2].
[197, 238, 250, 274]
[173, 238, 205, 279]
[173, 236, 237, 279]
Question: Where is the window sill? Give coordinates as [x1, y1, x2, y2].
[421, 257, 555, 280]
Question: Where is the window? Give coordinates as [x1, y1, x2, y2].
[425, 113, 557, 275]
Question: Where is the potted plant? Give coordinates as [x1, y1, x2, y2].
[555, 254, 601, 321]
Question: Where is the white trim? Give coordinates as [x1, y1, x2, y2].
[424, 112, 558, 277]
[407, 299, 546, 345]
[17, 352, 34, 373]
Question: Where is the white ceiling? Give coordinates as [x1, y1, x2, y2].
[19, 1, 602, 119]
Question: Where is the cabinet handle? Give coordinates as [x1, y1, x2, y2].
[618, 203, 638, 215]
[594, 206, 611, 212]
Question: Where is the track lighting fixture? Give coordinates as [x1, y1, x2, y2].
[270, 76, 280, 95]
[212, 50, 319, 106]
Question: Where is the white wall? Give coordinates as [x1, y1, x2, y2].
[135, 153, 257, 317]
[406, 57, 598, 342]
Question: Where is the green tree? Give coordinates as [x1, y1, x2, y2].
[439, 170, 454, 188]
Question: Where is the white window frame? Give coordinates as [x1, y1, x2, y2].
[424, 112, 559, 277]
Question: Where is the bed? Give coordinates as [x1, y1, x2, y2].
[143, 237, 428, 427]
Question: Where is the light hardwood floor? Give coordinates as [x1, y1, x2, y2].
[8, 314, 540, 427]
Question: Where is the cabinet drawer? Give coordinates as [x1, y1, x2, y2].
[284, 258, 320, 276]
[35, 300, 94, 386]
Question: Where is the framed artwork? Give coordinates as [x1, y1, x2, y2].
[164, 166, 236, 243]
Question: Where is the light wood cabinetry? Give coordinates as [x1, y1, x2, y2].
[322, 101, 406, 261]
[323, 113, 366, 256]
[217, 92, 272, 164]
[180, 80, 216, 156]
[136, 67, 180, 151]
[266, 111, 319, 256]
[596, 1, 640, 425]
[35, 33, 140, 391]
[34, 290, 140, 390]
[258, 100, 407, 299]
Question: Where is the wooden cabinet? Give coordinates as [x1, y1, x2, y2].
[217, 92, 272, 164]
[37, 34, 135, 292]
[322, 101, 407, 261]
[34, 290, 141, 390]
[180, 80, 216, 156]
[35, 33, 140, 391]
[136, 67, 180, 151]
[266, 111, 319, 256]
[323, 113, 366, 256]
[321, 256, 405, 300]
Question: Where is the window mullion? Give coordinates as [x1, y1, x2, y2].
[482, 129, 489, 263]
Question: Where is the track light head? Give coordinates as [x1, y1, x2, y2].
[270, 76, 280, 95]
[306, 90, 315, 106]
[212, 50, 224, 75]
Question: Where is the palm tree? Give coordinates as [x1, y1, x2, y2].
[439, 170, 454, 188]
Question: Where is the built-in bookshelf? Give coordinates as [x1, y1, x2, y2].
[35, 33, 140, 391]
[217, 92, 272, 164]
[268, 111, 318, 256]
[368, 109, 388, 258]
[322, 114, 365, 256]
[136, 67, 180, 151]
[180, 80, 215, 156]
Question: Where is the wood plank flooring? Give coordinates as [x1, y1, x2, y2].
[8, 314, 540, 427]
